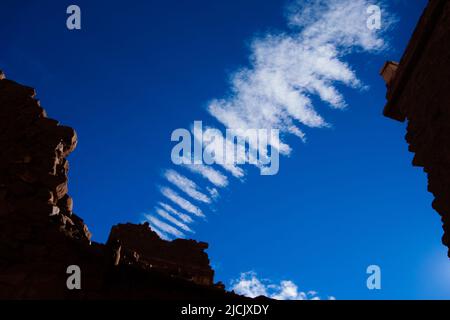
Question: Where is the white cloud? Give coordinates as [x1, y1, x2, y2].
[230, 271, 268, 298]
[145, 215, 184, 238]
[208, 0, 392, 153]
[287, 0, 393, 50]
[270, 281, 306, 300]
[164, 169, 211, 203]
[184, 163, 229, 188]
[192, 127, 246, 178]
[160, 186, 205, 217]
[158, 202, 193, 223]
[206, 186, 220, 200]
[155, 207, 194, 233]
[231, 272, 334, 300]
[146, 0, 393, 237]
[147, 223, 169, 240]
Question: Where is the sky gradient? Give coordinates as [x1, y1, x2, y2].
[1, 0, 449, 299]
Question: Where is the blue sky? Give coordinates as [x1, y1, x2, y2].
[2, 0, 450, 299]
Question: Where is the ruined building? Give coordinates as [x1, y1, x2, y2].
[381, 0, 450, 257]
[0, 70, 235, 299]
[108, 223, 214, 286]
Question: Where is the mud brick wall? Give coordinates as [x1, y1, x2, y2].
[382, 0, 450, 257]
[0, 71, 231, 298]
[108, 223, 214, 286]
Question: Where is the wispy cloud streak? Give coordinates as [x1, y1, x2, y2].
[208, 0, 392, 153]
[146, 222, 169, 240]
[158, 202, 193, 223]
[144, 0, 392, 238]
[145, 215, 184, 238]
[160, 187, 205, 217]
[164, 169, 211, 203]
[184, 164, 229, 188]
[155, 207, 194, 233]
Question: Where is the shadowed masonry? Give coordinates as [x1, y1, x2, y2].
[0, 72, 243, 300]
[380, 0, 450, 257]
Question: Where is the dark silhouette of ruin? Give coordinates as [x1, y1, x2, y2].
[0, 70, 239, 299]
[381, 0, 450, 257]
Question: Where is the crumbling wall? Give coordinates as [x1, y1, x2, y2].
[381, 0, 450, 257]
[0, 70, 236, 299]
[0, 71, 91, 243]
[108, 223, 214, 286]
[0, 70, 102, 298]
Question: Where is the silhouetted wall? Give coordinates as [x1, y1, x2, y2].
[0, 71, 237, 299]
[381, 0, 450, 257]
